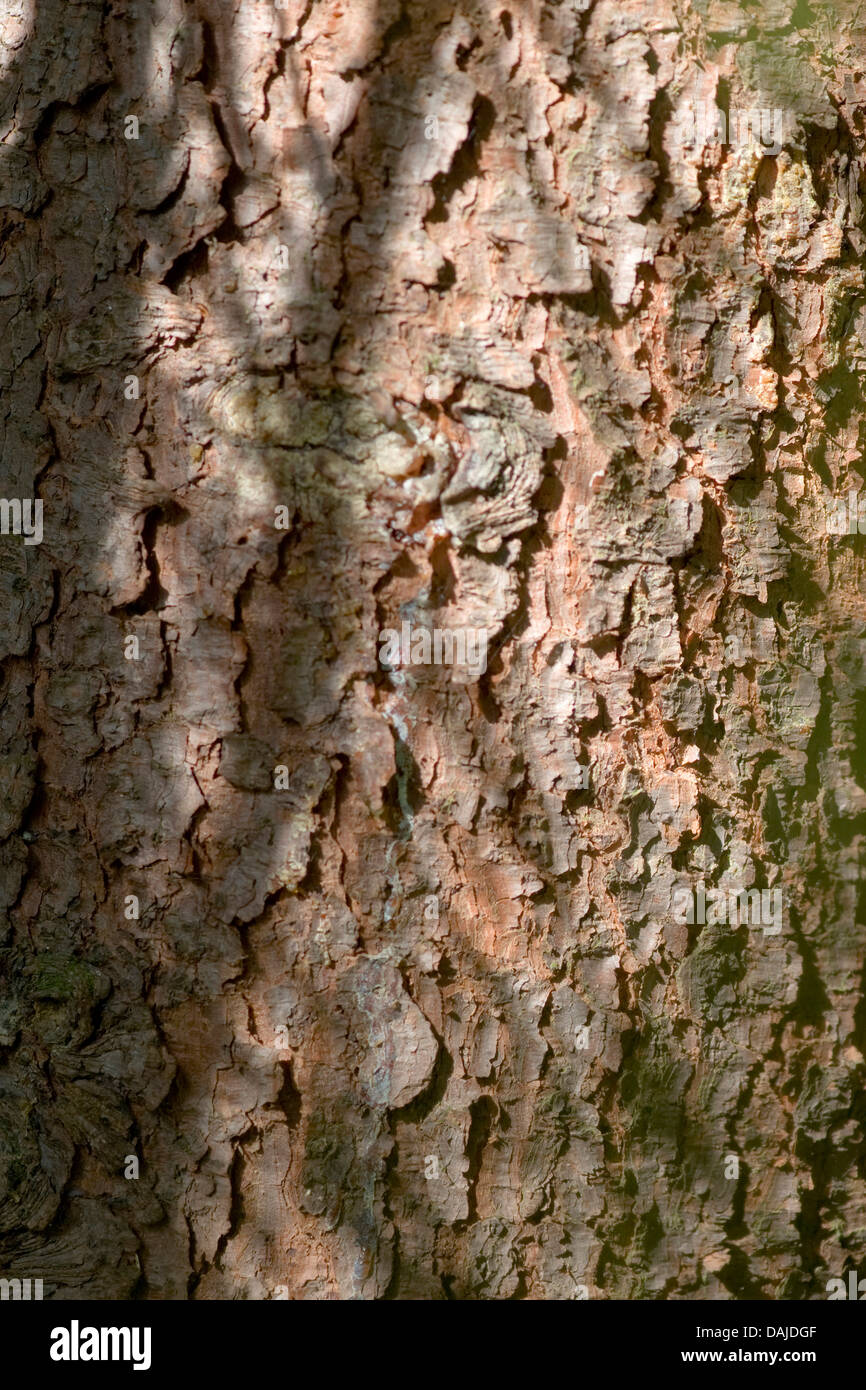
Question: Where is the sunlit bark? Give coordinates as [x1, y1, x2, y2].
[0, 0, 865, 1300]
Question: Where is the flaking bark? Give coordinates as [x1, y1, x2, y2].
[0, 0, 865, 1300]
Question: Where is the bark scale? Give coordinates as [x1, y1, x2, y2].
[0, 0, 864, 1299]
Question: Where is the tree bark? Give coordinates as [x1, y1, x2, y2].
[0, 0, 865, 1300]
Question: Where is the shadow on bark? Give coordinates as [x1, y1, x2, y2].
[0, 0, 864, 1304]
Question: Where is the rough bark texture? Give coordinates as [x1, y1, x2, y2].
[1, 0, 865, 1300]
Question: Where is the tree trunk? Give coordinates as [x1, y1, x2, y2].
[1, 0, 864, 1300]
